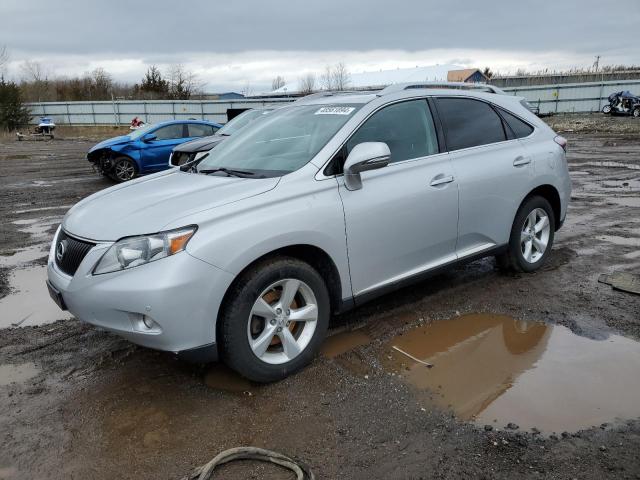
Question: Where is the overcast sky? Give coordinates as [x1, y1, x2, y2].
[2, 0, 639, 92]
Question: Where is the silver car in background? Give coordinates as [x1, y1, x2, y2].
[47, 84, 571, 382]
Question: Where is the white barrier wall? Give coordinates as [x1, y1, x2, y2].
[25, 79, 640, 124]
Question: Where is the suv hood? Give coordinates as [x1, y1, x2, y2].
[88, 135, 132, 152]
[173, 135, 226, 153]
[63, 170, 280, 241]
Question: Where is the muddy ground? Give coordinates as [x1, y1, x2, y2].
[1, 114, 639, 479]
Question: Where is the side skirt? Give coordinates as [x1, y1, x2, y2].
[336, 245, 508, 313]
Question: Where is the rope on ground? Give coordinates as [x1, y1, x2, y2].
[182, 446, 315, 480]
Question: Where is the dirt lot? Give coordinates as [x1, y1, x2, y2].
[1, 114, 639, 479]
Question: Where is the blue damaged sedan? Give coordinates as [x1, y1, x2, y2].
[87, 119, 222, 182]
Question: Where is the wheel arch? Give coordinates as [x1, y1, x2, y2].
[226, 244, 343, 312]
[522, 184, 561, 230]
[215, 244, 345, 346]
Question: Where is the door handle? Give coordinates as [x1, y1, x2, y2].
[513, 156, 531, 167]
[429, 174, 454, 187]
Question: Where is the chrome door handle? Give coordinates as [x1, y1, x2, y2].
[513, 156, 531, 166]
[429, 174, 454, 187]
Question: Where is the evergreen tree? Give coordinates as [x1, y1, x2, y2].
[0, 78, 31, 130]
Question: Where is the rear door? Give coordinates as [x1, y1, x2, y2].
[434, 97, 532, 256]
[141, 123, 188, 171]
[337, 99, 459, 298]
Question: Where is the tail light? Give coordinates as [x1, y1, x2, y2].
[554, 135, 567, 152]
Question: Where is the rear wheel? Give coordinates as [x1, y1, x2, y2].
[633, 108, 640, 118]
[220, 257, 330, 382]
[496, 196, 555, 273]
[111, 157, 137, 182]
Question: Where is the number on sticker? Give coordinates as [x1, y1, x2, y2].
[315, 107, 355, 115]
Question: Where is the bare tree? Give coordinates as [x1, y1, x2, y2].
[298, 73, 316, 95]
[320, 65, 334, 90]
[21, 60, 46, 83]
[332, 62, 351, 91]
[20, 60, 52, 101]
[271, 75, 285, 90]
[320, 63, 351, 91]
[166, 64, 201, 100]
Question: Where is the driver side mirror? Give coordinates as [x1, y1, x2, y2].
[142, 133, 157, 142]
[343, 142, 390, 191]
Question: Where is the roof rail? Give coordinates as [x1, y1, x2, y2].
[292, 90, 371, 104]
[378, 82, 506, 96]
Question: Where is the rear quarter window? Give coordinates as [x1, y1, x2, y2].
[436, 97, 506, 151]
[498, 108, 534, 139]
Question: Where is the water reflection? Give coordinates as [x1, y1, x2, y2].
[383, 313, 640, 433]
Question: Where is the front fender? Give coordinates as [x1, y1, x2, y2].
[110, 144, 142, 169]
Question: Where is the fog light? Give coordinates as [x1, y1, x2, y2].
[142, 315, 154, 329]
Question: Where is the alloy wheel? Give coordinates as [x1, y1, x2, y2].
[247, 278, 319, 365]
[114, 159, 136, 181]
[520, 208, 550, 263]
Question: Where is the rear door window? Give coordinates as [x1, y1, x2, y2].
[346, 99, 439, 164]
[188, 123, 217, 137]
[436, 98, 507, 151]
[154, 123, 186, 140]
[498, 108, 534, 138]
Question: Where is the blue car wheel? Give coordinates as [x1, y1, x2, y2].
[112, 156, 138, 183]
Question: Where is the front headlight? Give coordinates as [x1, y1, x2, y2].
[93, 226, 197, 275]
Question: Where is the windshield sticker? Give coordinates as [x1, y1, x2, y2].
[314, 106, 356, 115]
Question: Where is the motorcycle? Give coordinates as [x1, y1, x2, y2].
[602, 91, 640, 117]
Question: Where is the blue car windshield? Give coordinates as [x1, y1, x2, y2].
[197, 104, 361, 177]
[128, 124, 156, 140]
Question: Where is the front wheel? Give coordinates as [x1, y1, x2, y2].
[602, 104, 612, 114]
[220, 257, 330, 382]
[496, 196, 555, 273]
[111, 157, 137, 182]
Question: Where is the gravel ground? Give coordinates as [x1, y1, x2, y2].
[0, 114, 639, 479]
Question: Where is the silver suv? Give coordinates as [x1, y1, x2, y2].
[47, 84, 571, 382]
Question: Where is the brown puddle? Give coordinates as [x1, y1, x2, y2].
[382, 313, 640, 434]
[0, 362, 40, 386]
[0, 265, 73, 328]
[321, 329, 372, 358]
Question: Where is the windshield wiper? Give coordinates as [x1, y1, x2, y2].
[199, 167, 256, 178]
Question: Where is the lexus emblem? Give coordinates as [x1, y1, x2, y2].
[56, 240, 67, 262]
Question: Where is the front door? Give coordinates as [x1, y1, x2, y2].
[142, 123, 187, 171]
[337, 99, 459, 297]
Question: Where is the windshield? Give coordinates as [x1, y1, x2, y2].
[128, 123, 156, 140]
[197, 104, 361, 177]
[217, 109, 272, 136]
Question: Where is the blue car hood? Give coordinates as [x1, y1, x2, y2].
[63, 169, 280, 241]
[89, 135, 132, 152]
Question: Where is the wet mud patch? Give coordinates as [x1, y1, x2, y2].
[381, 313, 640, 434]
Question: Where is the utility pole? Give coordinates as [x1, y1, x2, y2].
[594, 55, 600, 73]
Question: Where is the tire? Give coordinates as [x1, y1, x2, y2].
[633, 108, 640, 118]
[495, 195, 555, 273]
[602, 104, 612, 114]
[111, 156, 137, 182]
[220, 256, 330, 383]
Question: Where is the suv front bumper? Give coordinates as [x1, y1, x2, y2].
[46, 231, 234, 354]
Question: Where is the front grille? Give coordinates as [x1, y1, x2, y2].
[54, 230, 95, 276]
